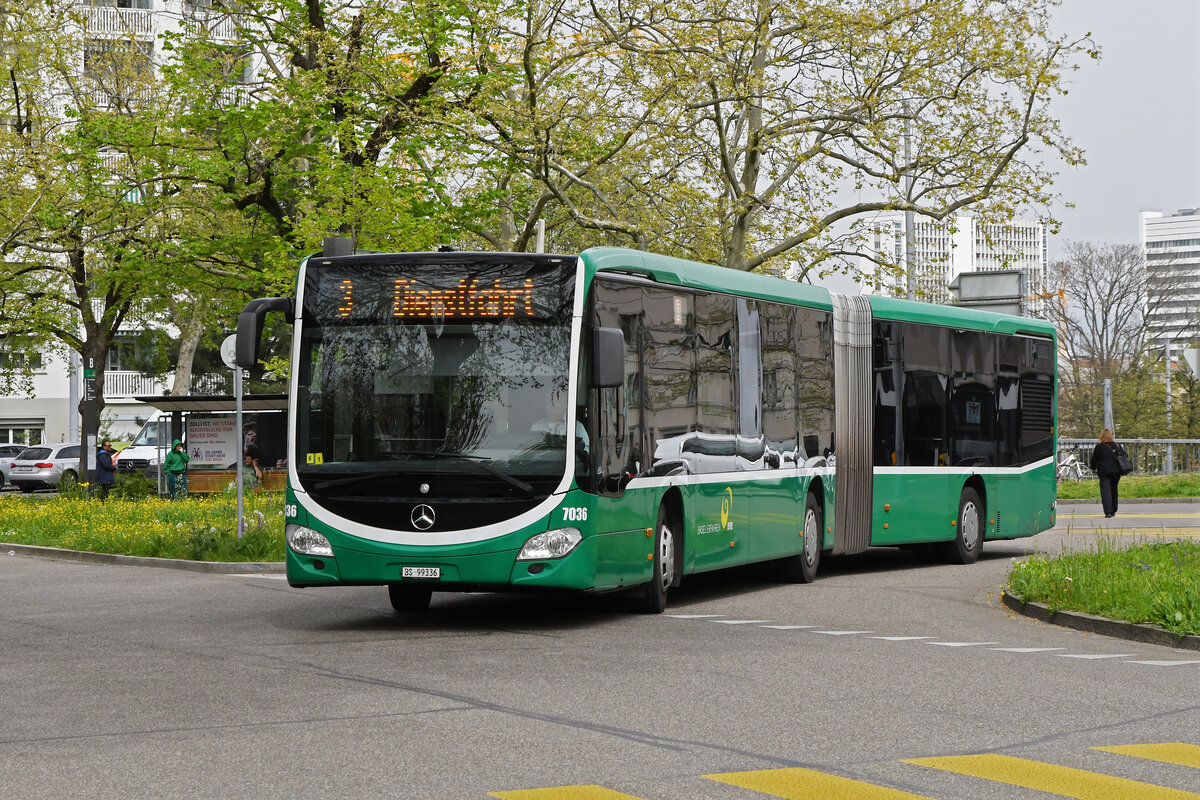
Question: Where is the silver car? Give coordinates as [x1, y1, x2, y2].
[0, 444, 27, 487]
[8, 443, 82, 493]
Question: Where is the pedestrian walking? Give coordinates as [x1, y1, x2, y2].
[95, 439, 116, 501]
[1088, 428, 1126, 518]
[164, 438, 190, 500]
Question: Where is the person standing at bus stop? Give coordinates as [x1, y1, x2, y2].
[1089, 428, 1123, 518]
[95, 439, 116, 501]
[164, 438, 190, 500]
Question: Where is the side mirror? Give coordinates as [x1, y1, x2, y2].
[592, 327, 625, 388]
[236, 297, 294, 369]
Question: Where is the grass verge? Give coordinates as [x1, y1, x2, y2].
[1006, 537, 1200, 636]
[1056, 472, 1200, 500]
[0, 492, 285, 562]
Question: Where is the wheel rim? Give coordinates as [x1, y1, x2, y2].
[803, 507, 819, 566]
[657, 522, 675, 593]
[961, 500, 980, 551]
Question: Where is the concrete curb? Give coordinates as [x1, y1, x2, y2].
[3, 543, 284, 575]
[1001, 590, 1200, 651]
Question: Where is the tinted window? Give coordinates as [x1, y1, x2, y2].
[950, 331, 996, 466]
[56, 446, 80, 459]
[19, 448, 51, 460]
[1020, 338, 1055, 463]
[797, 307, 834, 460]
[589, 279, 645, 495]
[761, 302, 798, 466]
[901, 324, 949, 466]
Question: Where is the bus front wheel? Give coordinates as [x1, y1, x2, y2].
[941, 487, 983, 565]
[388, 583, 433, 612]
[778, 493, 821, 583]
[640, 505, 676, 614]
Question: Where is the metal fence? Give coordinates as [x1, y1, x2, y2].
[1057, 438, 1200, 475]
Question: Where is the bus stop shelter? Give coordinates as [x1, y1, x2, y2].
[132, 394, 288, 494]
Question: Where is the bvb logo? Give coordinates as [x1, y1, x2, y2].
[720, 487, 733, 530]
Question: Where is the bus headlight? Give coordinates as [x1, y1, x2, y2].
[286, 524, 334, 557]
[517, 527, 582, 560]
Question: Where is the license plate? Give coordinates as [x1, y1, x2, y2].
[401, 566, 440, 580]
[13, 466, 32, 472]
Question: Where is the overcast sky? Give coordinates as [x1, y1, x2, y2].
[1048, 0, 1199, 256]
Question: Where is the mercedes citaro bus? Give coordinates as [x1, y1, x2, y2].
[236, 242, 1056, 613]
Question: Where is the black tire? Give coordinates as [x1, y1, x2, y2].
[388, 583, 433, 612]
[778, 493, 822, 583]
[640, 504, 676, 614]
[941, 486, 983, 564]
[59, 470, 78, 490]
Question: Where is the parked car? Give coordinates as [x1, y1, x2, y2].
[8, 443, 82, 493]
[0, 443, 27, 486]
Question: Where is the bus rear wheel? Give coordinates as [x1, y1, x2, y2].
[941, 486, 983, 565]
[640, 505, 676, 614]
[388, 583, 433, 612]
[778, 493, 821, 583]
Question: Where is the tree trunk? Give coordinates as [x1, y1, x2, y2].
[171, 308, 205, 395]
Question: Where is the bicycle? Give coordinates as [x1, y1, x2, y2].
[1056, 451, 1093, 481]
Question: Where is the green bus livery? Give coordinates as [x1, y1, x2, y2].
[236, 244, 1056, 613]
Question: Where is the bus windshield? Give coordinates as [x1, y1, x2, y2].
[295, 255, 577, 528]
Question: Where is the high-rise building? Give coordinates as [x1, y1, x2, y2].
[861, 213, 1047, 315]
[1140, 209, 1200, 347]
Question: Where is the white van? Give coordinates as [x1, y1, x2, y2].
[112, 412, 171, 476]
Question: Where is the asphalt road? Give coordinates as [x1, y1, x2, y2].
[1, 500, 1198, 799]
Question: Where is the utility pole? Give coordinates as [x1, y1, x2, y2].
[903, 102, 915, 301]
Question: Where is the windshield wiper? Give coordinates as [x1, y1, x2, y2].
[306, 451, 534, 496]
[394, 450, 534, 496]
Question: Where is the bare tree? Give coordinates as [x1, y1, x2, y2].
[1049, 242, 1183, 438]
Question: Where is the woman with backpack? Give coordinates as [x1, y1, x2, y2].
[1089, 428, 1128, 518]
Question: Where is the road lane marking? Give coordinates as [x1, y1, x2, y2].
[706, 767, 938, 799]
[991, 647, 1066, 652]
[811, 630, 874, 636]
[870, 636, 934, 641]
[490, 786, 642, 799]
[905, 753, 1200, 799]
[760, 625, 817, 629]
[1095, 743, 1200, 768]
[1056, 653, 1136, 660]
[1124, 660, 1200, 667]
[925, 641, 999, 647]
[710, 619, 772, 624]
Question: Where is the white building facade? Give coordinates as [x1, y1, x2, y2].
[0, 0, 246, 446]
[1140, 209, 1200, 348]
[862, 213, 1048, 315]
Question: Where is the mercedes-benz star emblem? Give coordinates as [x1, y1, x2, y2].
[411, 504, 436, 531]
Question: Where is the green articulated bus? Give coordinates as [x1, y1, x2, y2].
[236, 243, 1057, 613]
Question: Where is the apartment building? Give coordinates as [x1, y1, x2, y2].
[1140, 209, 1200, 349]
[861, 213, 1048, 315]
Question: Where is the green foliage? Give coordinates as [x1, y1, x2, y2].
[0, 492, 286, 561]
[111, 471, 158, 500]
[1007, 539, 1200, 636]
[1056, 473, 1200, 500]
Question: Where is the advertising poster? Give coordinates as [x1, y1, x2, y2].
[186, 415, 239, 468]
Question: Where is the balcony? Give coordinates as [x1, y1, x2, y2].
[84, 7, 154, 37]
[104, 370, 165, 398]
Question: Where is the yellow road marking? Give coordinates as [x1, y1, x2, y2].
[1086, 528, 1200, 538]
[706, 767, 938, 799]
[490, 787, 642, 800]
[906, 753, 1200, 799]
[1066, 513, 1200, 519]
[1095, 743, 1200, 769]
